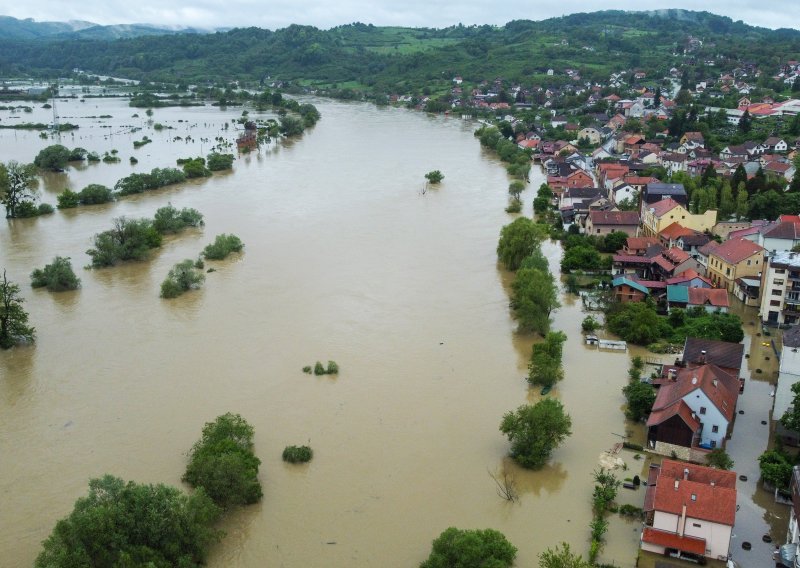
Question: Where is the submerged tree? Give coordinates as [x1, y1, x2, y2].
[0, 270, 35, 349]
[500, 399, 572, 469]
[0, 161, 39, 218]
[420, 527, 517, 568]
[30, 257, 80, 292]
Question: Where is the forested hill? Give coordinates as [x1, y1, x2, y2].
[2, 10, 800, 92]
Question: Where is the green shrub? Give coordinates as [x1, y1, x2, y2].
[314, 361, 326, 375]
[153, 203, 204, 234]
[326, 360, 339, 374]
[37, 203, 54, 215]
[86, 152, 100, 162]
[622, 441, 643, 451]
[302, 366, 312, 374]
[180, 157, 211, 178]
[282, 445, 313, 463]
[57, 189, 80, 209]
[160, 260, 205, 298]
[87, 217, 162, 267]
[31, 256, 80, 291]
[183, 413, 262, 507]
[618, 504, 643, 517]
[79, 184, 114, 205]
[581, 315, 600, 333]
[424, 170, 444, 184]
[206, 152, 234, 171]
[421, 527, 516, 568]
[202, 234, 244, 260]
[505, 200, 522, 213]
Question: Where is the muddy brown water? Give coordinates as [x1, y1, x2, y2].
[0, 97, 779, 567]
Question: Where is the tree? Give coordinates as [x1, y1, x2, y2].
[425, 170, 444, 184]
[500, 399, 572, 469]
[622, 381, 656, 422]
[527, 331, 567, 387]
[0, 161, 38, 218]
[202, 233, 244, 260]
[161, 260, 205, 298]
[153, 204, 204, 234]
[605, 301, 668, 345]
[183, 413, 263, 507]
[206, 152, 234, 171]
[508, 180, 525, 200]
[539, 542, 591, 568]
[731, 164, 747, 192]
[56, 189, 80, 209]
[86, 217, 163, 267]
[707, 448, 734, 470]
[758, 450, 793, 489]
[35, 475, 221, 568]
[738, 109, 752, 134]
[420, 527, 517, 568]
[511, 268, 560, 334]
[0, 270, 35, 349]
[30, 257, 80, 292]
[33, 144, 71, 171]
[602, 231, 628, 253]
[780, 382, 800, 433]
[497, 218, 548, 271]
[653, 86, 661, 108]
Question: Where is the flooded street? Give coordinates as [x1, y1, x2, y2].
[0, 96, 781, 567]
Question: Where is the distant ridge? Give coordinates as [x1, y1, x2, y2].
[0, 15, 210, 40]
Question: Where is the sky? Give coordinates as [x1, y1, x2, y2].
[2, 0, 800, 32]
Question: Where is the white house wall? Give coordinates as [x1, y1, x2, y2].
[775, 347, 800, 419]
[681, 388, 729, 447]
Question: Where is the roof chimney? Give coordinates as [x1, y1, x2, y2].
[699, 349, 707, 364]
[683, 468, 690, 480]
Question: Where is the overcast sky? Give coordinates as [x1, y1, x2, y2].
[3, 1, 800, 32]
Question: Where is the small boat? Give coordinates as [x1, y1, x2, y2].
[540, 385, 552, 395]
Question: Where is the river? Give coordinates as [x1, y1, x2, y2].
[0, 96, 779, 567]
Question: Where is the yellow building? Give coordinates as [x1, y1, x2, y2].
[706, 237, 764, 292]
[640, 198, 717, 237]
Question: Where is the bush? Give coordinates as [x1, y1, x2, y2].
[79, 184, 114, 205]
[505, 200, 522, 213]
[206, 152, 234, 171]
[302, 366, 312, 374]
[202, 234, 244, 260]
[56, 189, 80, 209]
[282, 445, 313, 463]
[183, 413, 262, 508]
[421, 527, 516, 568]
[618, 504, 643, 517]
[181, 157, 211, 178]
[160, 260, 205, 298]
[87, 217, 162, 267]
[326, 360, 339, 374]
[581, 316, 600, 333]
[34, 144, 71, 171]
[314, 361, 326, 375]
[425, 170, 444, 184]
[622, 441, 643, 451]
[34, 475, 221, 568]
[500, 399, 572, 469]
[31, 256, 80, 291]
[153, 203, 204, 234]
[37, 203, 54, 215]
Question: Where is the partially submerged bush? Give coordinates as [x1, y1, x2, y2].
[314, 361, 326, 375]
[282, 445, 313, 463]
[153, 203, 204, 234]
[79, 184, 114, 205]
[183, 413, 262, 507]
[56, 189, 80, 209]
[160, 259, 205, 298]
[202, 234, 244, 260]
[206, 152, 234, 171]
[31, 256, 80, 291]
[87, 217, 162, 267]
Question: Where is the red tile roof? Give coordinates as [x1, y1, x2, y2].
[649, 459, 737, 526]
[613, 254, 653, 264]
[682, 338, 743, 374]
[626, 237, 660, 251]
[664, 247, 691, 264]
[652, 255, 676, 272]
[651, 364, 740, 423]
[659, 222, 697, 241]
[589, 210, 640, 226]
[666, 270, 712, 287]
[708, 237, 764, 265]
[648, 198, 683, 218]
[646, 399, 701, 431]
[762, 221, 800, 240]
[642, 527, 707, 556]
[687, 287, 730, 309]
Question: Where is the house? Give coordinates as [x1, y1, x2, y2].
[706, 237, 764, 293]
[647, 363, 740, 454]
[676, 233, 712, 261]
[773, 327, 800, 424]
[764, 137, 789, 153]
[642, 183, 689, 213]
[609, 183, 639, 206]
[734, 276, 760, 307]
[682, 337, 744, 379]
[585, 210, 640, 236]
[641, 199, 717, 238]
[666, 270, 712, 289]
[641, 460, 737, 562]
[680, 131, 705, 148]
[666, 286, 729, 313]
[658, 223, 700, 249]
[759, 251, 800, 325]
[758, 220, 800, 252]
[612, 276, 650, 303]
[776, 466, 800, 567]
[623, 236, 660, 255]
[578, 127, 602, 145]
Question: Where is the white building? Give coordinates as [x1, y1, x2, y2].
[760, 251, 800, 326]
[642, 459, 737, 562]
[775, 327, 800, 423]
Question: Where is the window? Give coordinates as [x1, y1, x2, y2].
[712, 425, 719, 433]
[691, 494, 697, 501]
[726, 268, 731, 276]
[699, 407, 706, 414]
[771, 300, 782, 306]
[777, 269, 786, 274]
[747, 260, 751, 266]
[775, 279, 785, 286]
[692, 523, 701, 528]
[597, 229, 601, 234]
[774, 289, 783, 296]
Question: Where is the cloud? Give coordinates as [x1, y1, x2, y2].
[4, 0, 800, 31]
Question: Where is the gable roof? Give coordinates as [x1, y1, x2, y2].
[762, 221, 800, 241]
[589, 210, 640, 226]
[648, 198, 684, 218]
[682, 338, 744, 374]
[651, 364, 739, 423]
[625, 236, 660, 251]
[612, 276, 650, 295]
[646, 183, 687, 197]
[708, 237, 764, 264]
[659, 222, 698, 241]
[647, 398, 700, 431]
[646, 460, 737, 526]
[687, 287, 730, 308]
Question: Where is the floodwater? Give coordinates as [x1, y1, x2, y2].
[0, 96, 777, 567]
